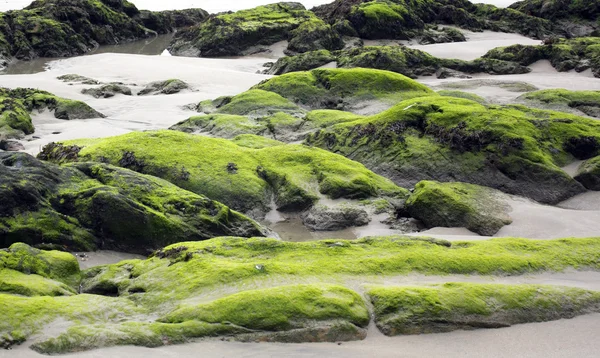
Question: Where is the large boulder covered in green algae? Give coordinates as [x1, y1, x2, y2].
[519, 89, 600, 119]
[483, 38, 600, 78]
[168, 2, 343, 57]
[0, 151, 267, 253]
[305, 95, 598, 204]
[406, 181, 512, 236]
[368, 283, 600, 335]
[267, 46, 531, 77]
[0, 87, 104, 139]
[0, 0, 207, 61]
[41, 130, 408, 217]
[574, 155, 600, 190]
[313, 0, 555, 40]
[175, 68, 434, 140]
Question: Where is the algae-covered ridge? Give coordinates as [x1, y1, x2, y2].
[0, 87, 104, 139]
[2, 237, 600, 352]
[47, 129, 407, 216]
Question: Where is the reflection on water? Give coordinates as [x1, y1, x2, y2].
[1, 33, 174, 75]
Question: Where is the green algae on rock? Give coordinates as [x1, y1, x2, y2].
[255, 67, 435, 111]
[3, 236, 600, 351]
[0, 152, 266, 253]
[138, 79, 190, 96]
[313, 0, 555, 40]
[519, 89, 600, 119]
[82, 83, 133, 98]
[45, 130, 407, 216]
[267, 46, 531, 77]
[0, 87, 104, 139]
[168, 2, 343, 57]
[369, 283, 600, 335]
[509, 0, 600, 37]
[0, 0, 207, 62]
[406, 181, 512, 236]
[305, 95, 600, 204]
[574, 155, 600, 190]
[483, 38, 600, 78]
[437, 90, 487, 104]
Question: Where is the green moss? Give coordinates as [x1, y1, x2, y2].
[305, 95, 599, 203]
[255, 68, 435, 109]
[55, 130, 406, 214]
[31, 321, 239, 354]
[231, 134, 285, 149]
[216, 89, 303, 116]
[305, 110, 365, 128]
[0, 268, 76, 296]
[438, 90, 487, 104]
[0, 243, 80, 287]
[171, 114, 267, 138]
[520, 89, 600, 118]
[162, 284, 369, 331]
[169, 2, 327, 57]
[267, 49, 336, 75]
[369, 283, 600, 335]
[0, 292, 141, 347]
[406, 181, 512, 236]
[574, 155, 600, 190]
[80, 236, 600, 309]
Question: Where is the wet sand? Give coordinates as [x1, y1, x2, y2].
[73, 251, 145, 270]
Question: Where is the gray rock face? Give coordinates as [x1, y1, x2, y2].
[138, 79, 190, 95]
[301, 205, 370, 231]
[82, 84, 133, 98]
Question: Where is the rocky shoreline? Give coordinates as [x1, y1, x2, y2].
[1, 0, 600, 355]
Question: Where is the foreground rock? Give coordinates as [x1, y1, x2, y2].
[0, 0, 207, 62]
[406, 181, 512, 236]
[169, 2, 343, 57]
[0, 152, 266, 253]
[0, 88, 104, 139]
[3, 237, 600, 351]
[301, 204, 370, 231]
[519, 89, 600, 119]
[369, 283, 600, 335]
[42, 130, 407, 218]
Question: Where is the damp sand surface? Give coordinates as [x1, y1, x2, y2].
[72, 251, 145, 270]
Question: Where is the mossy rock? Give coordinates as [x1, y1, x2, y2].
[0, 0, 206, 61]
[305, 95, 596, 204]
[313, 0, 556, 40]
[268, 46, 531, 78]
[0, 242, 80, 287]
[0, 87, 104, 138]
[483, 38, 600, 78]
[254, 67, 435, 111]
[574, 155, 600, 190]
[437, 90, 487, 104]
[406, 181, 512, 236]
[369, 283, 600, 335]
[168, 2, 342, 58]
[0, 268, 76, 297]
[57, 74, 100, 85]
[0, 151, 266, 253]
[138, 79, 189, 96]
[519, 89, 600, 119]
[46, 130, 407, 216]
[82, 83, 133, 99]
